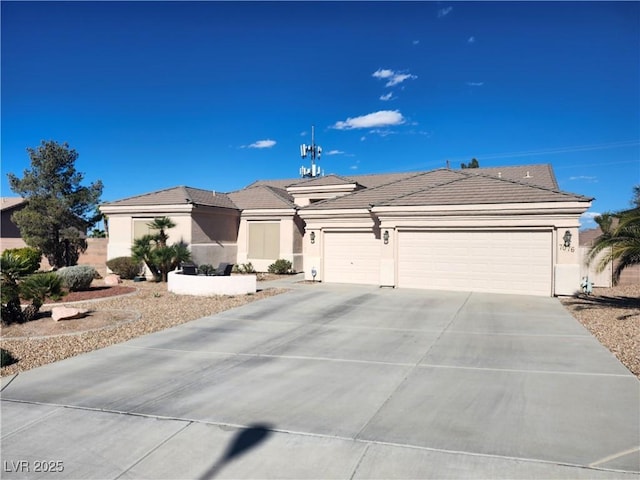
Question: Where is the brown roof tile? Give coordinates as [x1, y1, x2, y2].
[303, 169, 466, 210]
[288, 174, 358, 188]
[227, 185, 295, 210]
[381, 173, 588, 207]
[103, 186, 236, 209]
[462, 164, 558, 189]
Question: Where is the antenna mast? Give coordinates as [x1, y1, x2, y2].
[299, 125, 323, 178]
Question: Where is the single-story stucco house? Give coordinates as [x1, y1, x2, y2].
[99, 164, 592, 297]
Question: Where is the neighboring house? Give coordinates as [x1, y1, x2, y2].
[100, 164, 593, 297]
[1, 197, 28, 251]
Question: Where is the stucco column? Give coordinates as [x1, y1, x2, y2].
[554, 226, 581, 295]
[303, 228, 322, 281]
[380, 227, 395, 287]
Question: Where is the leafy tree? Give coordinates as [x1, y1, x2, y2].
[587, 208, 640, 284]
[7, 141, 103, 268]
[461, 158, 480, 169]
[632, 185, 640, 208]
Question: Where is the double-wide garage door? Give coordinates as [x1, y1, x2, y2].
[397, 230, 552, 296]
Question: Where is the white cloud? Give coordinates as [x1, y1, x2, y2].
[466, 82, 484, 87]
[413, 40, 420, 45]
[325, 150, 345, 156]
[569, 175, 598, 182]
[373, 68, 417, 87]
[380, 92, 394, 101]
[438, 6, 453, 18]
[468, 36, 476, 44]
[332, 110, 406, 130]
[247, 139, 276, 149]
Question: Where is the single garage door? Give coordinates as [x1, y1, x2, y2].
[397, 230, 552, 296]
[323, 232, 380, 285]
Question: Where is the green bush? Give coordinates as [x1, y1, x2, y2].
[234, 262, 255, 274]
[106, 256, 140, 280]
[267, 259, 293, 274]
[1, 247, 41, 276]
[1, 348, 17, 367]
[198, 264, 215, 276]
[56, 265, 97, 291]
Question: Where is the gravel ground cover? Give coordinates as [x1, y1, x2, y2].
[2, 280, 638, 379]
[1, 280, 286, 376]
[560, 284, 640, 379]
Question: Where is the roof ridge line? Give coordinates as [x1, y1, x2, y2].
[458, 169, 589, 198]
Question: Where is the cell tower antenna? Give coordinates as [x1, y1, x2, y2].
[299, 125, 323, 178]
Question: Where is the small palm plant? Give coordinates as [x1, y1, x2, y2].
[587, 208, 640, 284]
[20, 273, 64, 321]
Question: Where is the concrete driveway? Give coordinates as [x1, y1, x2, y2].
[2, 283, 639, 479]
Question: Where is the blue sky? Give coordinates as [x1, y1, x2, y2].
[2, 1, 638, 229]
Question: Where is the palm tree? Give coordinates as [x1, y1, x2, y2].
[587, 208, 640, 284]
[147, 216, 176, 248]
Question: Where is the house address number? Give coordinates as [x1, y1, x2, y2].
[558, 244, 575, 253]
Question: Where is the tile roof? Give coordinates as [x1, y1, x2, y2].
[288, 174, 359, 188]
[227, 185, 296, 210]
[301, 169, 465, 210]
[102, 186, 236, 209]
[462, 164, 558, 190]
[380, 172, 589, 207]
[246, 165, 556, 191]
[303, 169, 589, 210]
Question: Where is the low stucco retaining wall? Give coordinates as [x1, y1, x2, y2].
[168, 271, 257, 296]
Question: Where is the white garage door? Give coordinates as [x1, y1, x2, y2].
[398, 230, 552, 296]
[323, 232, 380, 285]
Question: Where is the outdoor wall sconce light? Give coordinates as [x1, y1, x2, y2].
[563, 230, 572, 248]
[383, 230, 389, 245]
[310, 231, 315, 244]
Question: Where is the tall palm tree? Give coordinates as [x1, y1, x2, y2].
[587, 208, 640, 284]
[147, 217, 176, 248]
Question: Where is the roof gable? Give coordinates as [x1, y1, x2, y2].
[103, 186, 236, 209]
[227, 185, 295, 210]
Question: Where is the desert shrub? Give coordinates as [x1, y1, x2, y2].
[56, 265, 97, 291]
[1, 348, 17, 367]
[267, 259, 293, 274]
[106, 256, 140, 280]
[198, 264, 215, 276]
[1, 248, 41, 276]
[234, 262, 255, 274]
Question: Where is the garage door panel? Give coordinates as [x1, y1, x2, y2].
[324, 232, 380, 285]
[398, 231, 551, 296]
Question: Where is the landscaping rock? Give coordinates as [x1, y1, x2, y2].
[52, 307, 89, 322]
[104, 274, 121, 286]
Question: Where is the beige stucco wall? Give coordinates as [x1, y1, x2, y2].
[191, 208, 239, 244]
[104, 212, 193, 262]
[236, 210, 300, 272]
